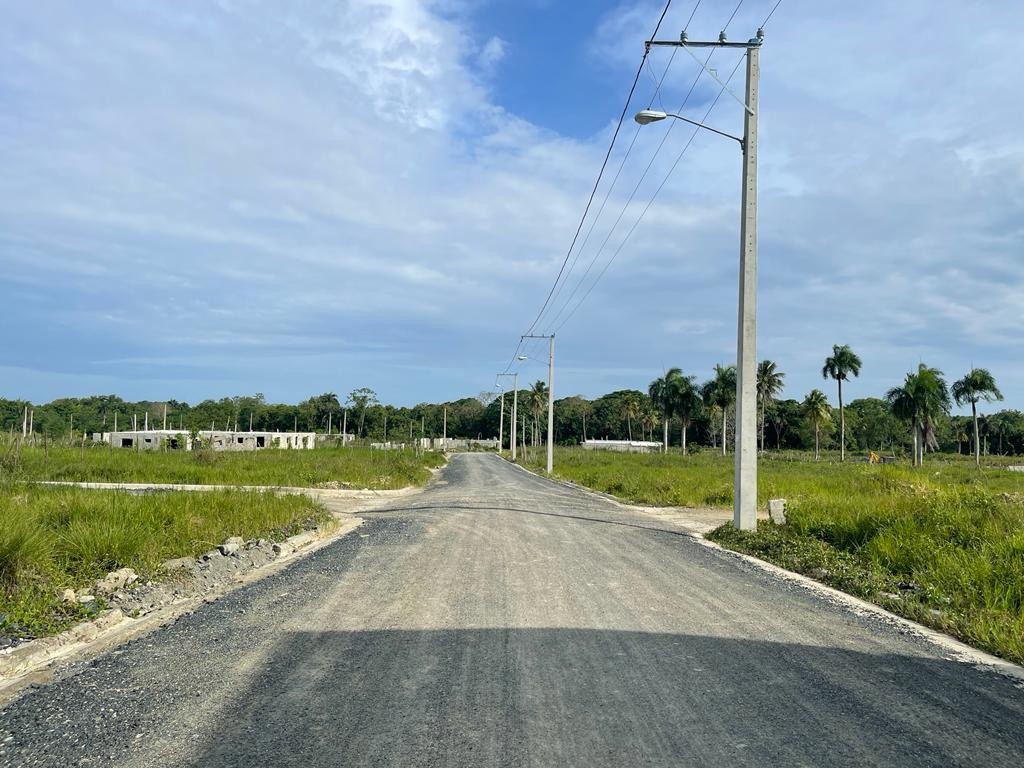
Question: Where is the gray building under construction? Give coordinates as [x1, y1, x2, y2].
[94, 429, 317, 451]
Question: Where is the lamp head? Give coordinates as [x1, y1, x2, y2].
[634, 109, 668, 126]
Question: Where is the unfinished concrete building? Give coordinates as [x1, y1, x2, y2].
[94, 430, 317, 451]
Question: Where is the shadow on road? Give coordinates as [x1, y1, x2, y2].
[366, 502, 700, 539]
[187, 629, 1024, 767]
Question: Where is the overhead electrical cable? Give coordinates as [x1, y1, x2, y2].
[533, 0, 704, 335]
[502, 0, 676, 377]
[541, 0, 744, 332]
[554, 53, 747, 333]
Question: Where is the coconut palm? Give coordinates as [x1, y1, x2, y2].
[756, 359, 785, 453]
[951, 368, 1003, 466]
[886, 364, 951, 466]
[649, 368, 683, 452]
[641, 406, 659, 443]
[623, 395, 642, 441]
[673, 374, 702, 455]
[702, 364, 736, 456]
[802, 389, 831, 460]
[822, 344, 862, 462]
[527, 380, 548, 447]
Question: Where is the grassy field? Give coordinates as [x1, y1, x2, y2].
[1, 445, 446, 489]
[519, 448, 1024, 665]
[0, 484, 331, 640]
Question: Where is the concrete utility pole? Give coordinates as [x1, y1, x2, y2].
[498, 389, 505, 451]
[342, 410, 347, 443]
[496, 372, 518, 460]
[521, 334, 555, 474]
[163, 404, 168, 431]
[638, 28, 763, 531]
[443, 407, 447, 444]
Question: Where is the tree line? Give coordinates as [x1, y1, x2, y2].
[2, 350, 1020, 459]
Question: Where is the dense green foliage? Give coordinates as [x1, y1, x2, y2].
[520, 447, 1024, 664]
[0, 485, 330, 639]
[2, 446, 445, 489]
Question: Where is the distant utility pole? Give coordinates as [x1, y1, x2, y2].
[640, 28, 763, 531]
[522, 334, 555, 474]
[342, 410, 347, 443]
[328, 412, 332, 436]
[496, 372, 518, 460]
[163, 404, 168, 431]
[443, 407, 447, 443]
[496, 389, 505, 451]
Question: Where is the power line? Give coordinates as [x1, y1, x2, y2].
[554, 53, 747, 333]
[541, 1, 745, 333]
[548, 0, 797, 335]
[511, 0, 676, 351]
[761, 0, 784, 26]
[533, 0, 705, 334]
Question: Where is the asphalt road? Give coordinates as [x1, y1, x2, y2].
[3, 453, 1023, 767]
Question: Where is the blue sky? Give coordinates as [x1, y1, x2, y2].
[1, 0, 1023, 413]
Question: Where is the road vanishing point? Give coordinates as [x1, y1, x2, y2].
[3, 453, 1023, 767]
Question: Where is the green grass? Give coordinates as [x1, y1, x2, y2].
[2, 445, 446, 489]
[0, 483, 332, 640]
[520, 448, 1024, 665]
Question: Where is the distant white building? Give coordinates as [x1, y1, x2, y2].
[94, 429, 317, 451]
[580, 438, 662, 454]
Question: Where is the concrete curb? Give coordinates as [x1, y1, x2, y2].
[0, 516, 364, 697]
[495, 454, 1024, 685]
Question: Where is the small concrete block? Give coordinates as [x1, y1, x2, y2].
[767, 498, 787, 524]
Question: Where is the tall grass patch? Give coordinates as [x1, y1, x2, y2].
[4, 445, 445, 488]
[0, 484, 330, 640]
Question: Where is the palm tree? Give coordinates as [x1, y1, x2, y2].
[649, 368, 683, 453]
[641, 406, 659, 443]
[528, 380, 548, 447]
[802, 389, 831, 460]
[623, 395, 642, 441]
[673, 374, 702, 455]
[822, 344, 862, 462]
[951, 368, 1003, 466]
[756, 360, 785, 453]
[702, 364, 736, 456]
[886, 364, 951, 466]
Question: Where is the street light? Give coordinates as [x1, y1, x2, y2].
[634, 29, 763, 531]
[634, 109, 744, 146]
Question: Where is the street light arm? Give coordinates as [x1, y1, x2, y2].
[634, 109, 743, 147]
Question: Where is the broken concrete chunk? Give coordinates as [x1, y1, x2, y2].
[93, 567, 139, 597]
[767, 498, 787, 525]
[218, 536, 245, 556]
[60, 588, 77, 604]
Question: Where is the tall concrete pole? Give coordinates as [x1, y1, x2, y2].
[546, 335, 555, 474]
[443, 406, 447, 443]
[498, 390, 505, 452]
[733, 43, 760, 531]
[511, 374, 518, 461]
